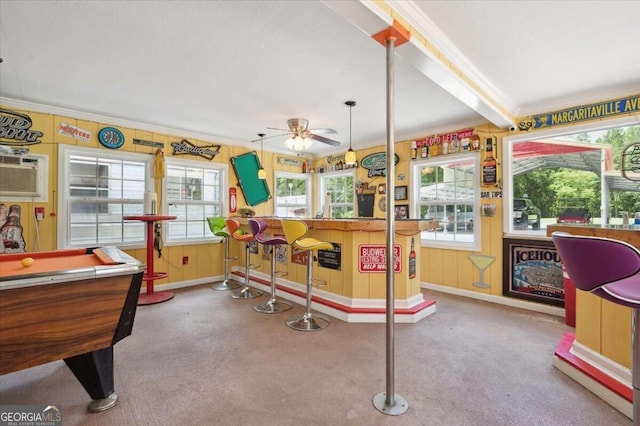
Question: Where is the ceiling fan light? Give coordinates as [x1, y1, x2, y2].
[345, 148, 357, 165]
[285, 136, 312, 151]
[258, 168, 267, 180]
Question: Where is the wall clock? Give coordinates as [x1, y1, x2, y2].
[378, 196, 386, 212]
[98, 127, 125, 149]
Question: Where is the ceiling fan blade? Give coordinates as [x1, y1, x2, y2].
[266, 127, 291, 132]
[310, 133, 341, 146]
[250, 132, 291, 143]
[308, 128, 337, 135]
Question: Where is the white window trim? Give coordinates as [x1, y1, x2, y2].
[57, 144, 153, 249]
[274, 171, 311, 218]
[318, 168, 356, 218]
[411, 152, 481, 251]
[502, 114, 638, 237]
[163, 157, 228, 246]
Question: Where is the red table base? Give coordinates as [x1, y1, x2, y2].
[138, 291, 175, 305]
[123, 215, 177, 306]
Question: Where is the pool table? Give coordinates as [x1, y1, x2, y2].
[0, 247, 145, 412]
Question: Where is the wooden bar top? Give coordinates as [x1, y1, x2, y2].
[235, 217, 438, 234]
[547, 223, 640, 248]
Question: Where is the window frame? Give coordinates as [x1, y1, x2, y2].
[318, 169, 356, 218]
[274, 171, 312, 218]
[163, 157, 228, 245]
[411, 152, 481, 251]
[57, 144, 153, 249]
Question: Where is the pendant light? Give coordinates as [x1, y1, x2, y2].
[257, 133, 267, 180]
[344, 100, 357, 166]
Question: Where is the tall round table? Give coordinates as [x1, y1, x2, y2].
[123, 215, 177, 305]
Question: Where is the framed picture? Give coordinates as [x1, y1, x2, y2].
[502, 238, 564, 306]
[394, 185, 408, 200]
[378, 183, 386, 194]
[394, 205, 409, 219]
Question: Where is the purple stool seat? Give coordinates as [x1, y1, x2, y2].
[249, 218, 292, 314]
[552, 232, 640, 423]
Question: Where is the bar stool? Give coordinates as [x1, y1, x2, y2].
[225, 219, 264, 299]
[281, 219, 333, 331]
[551, 232, 640, 424]
[207, 217, 241, 291]
[249, 218, 292, 314]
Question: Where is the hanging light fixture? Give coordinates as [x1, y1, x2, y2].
[344, 100, 357, 166]
[257, 133, 267, 180]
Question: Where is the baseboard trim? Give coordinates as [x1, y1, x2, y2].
[422, 282, 566, 318]
[554, 332, 632, 419]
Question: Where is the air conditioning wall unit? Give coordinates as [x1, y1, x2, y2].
[0, 154, 43, 197]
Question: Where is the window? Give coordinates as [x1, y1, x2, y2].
[58, 145, 151, 248]
[412, 153, 480, 249]
[165, 158, 227, 243]
[504, 117, 640, 234]
[319, 170, 355, 218]
[274, 172, 311, 217]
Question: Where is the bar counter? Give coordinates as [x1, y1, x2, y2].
[233, 217, 438, 323]
[547, 224, 636, 416]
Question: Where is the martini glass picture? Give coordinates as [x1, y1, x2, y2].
[469, 254, 496, 288]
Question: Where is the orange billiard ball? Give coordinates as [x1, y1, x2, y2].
[21, 257, 35, 267]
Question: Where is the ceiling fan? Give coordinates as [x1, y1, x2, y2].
[254, 118, 341, 150]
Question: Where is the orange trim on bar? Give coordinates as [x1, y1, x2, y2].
[371, 20, 410, 47]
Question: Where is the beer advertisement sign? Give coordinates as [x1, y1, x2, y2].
[503, 239, 564, 306]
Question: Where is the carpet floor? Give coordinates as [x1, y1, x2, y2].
[0, 285, 631, 425]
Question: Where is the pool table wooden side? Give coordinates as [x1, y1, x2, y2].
[0, 272, 143, 375]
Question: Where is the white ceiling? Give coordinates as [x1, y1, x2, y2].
[1, 1, 639, 157]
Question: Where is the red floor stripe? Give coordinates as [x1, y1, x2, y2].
[554, 332, 632, 402]
[234, 271, 436, 315]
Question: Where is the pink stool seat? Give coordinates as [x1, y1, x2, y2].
[602, 276, 640, 307]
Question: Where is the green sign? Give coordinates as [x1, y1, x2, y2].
[360, 152, 400, 178]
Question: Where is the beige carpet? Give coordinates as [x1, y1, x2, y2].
[0, 285, 630, 425]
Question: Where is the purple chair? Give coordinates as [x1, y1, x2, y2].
[249, 218, 292, 314]
[552, 231, 640, 423]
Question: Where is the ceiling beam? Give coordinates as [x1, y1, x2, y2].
[324, 0, 516, 130]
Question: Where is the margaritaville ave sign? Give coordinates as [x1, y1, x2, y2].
[532, 94, 640, 129]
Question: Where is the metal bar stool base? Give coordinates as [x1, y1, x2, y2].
[286, 312, 330, 331]
[211, 279, 242, 291]
[254, 298, 292, 314]
[372, 392, 409, 416]
[230, 286, 263, 299]
[88, 393, 118, 413]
